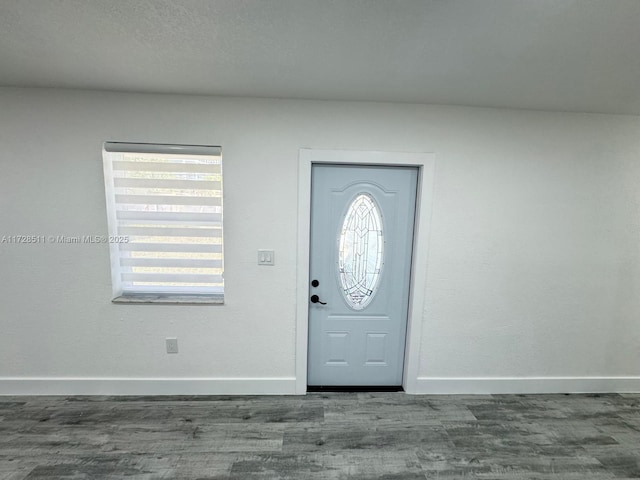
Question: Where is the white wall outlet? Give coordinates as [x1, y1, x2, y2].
[258, 249, 275, 266]
[166, 338, 179, 354]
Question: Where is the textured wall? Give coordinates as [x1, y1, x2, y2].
[1, 88, 639, 394]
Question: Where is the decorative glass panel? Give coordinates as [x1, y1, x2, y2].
[338, 194, 384, 310]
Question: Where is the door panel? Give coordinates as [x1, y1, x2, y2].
[308, 164, 418, 386]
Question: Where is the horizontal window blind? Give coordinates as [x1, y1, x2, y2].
[102, 143, 223, 298]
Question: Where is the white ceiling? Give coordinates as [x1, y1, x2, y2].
[1, 0, 640, 115]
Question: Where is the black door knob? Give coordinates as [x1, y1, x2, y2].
[310, 294, 327, 305]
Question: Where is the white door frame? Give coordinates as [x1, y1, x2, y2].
[295, 149, 435, 394]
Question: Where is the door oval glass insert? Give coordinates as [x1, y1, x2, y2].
[338, 193, 384, 310]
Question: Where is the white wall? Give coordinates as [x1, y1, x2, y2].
[1, 87, 639, 395]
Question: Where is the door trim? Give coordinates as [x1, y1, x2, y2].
[296, 149, 436, 394]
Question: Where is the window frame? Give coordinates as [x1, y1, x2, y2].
[102, 142, 224, 305]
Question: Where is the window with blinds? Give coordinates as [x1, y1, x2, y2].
[102, 142, 223, 303]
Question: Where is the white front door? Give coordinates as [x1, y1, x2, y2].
[307, 164, 418, 387]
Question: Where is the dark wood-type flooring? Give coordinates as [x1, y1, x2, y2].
[1, 392, 639, 479]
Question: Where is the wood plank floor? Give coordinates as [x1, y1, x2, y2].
[0, 392, 639, 479]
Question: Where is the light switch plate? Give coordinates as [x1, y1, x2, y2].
[258, 249, 275, 266]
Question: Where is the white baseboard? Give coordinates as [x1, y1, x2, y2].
[3, 376, 638, 396]
[0, 377, 297, 396]
[411, 376, 640, 395]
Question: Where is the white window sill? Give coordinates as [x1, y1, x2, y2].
[112, 294, 224, 305]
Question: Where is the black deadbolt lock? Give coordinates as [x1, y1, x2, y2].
[311, 279, 320, 287]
